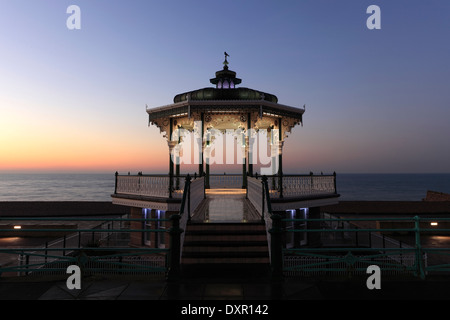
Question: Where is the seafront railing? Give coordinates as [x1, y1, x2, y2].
[1, 216, 450, 279]
[0, 175, 205, 279]
[277, 216, 450, 279]
[247, 176, 447, 279]
[0, 216, 171, 277]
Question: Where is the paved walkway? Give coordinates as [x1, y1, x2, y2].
[192, 189, 261, 223]
[2, 263, 450, 301]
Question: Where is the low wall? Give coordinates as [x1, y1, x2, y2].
[0, 201, 130, 217]
[322, 201, 450, 235]
[0, 224, 78, 237]
[322, 201, 450, 215]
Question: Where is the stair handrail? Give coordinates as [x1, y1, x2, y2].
[167, 174, 191, 281]
[261, 175, 273, 218]
[179, 174, 192, 248]
[261, 175, 283, 279]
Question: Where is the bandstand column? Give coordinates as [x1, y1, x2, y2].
[278, 118, 284, 198]
[168, 140, 177, 198]
[175, 126, 181, 190]
[198, 113, 204, 177]
[247, 113, 253, 177]
[205, 129, 211, 189]
[242, 154, 247, 189]
[168, 118, 175, 198]
[241, 131, 247, 189]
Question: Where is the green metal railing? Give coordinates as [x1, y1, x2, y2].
[0, 175, 201, 280]
[0, 173, 223, 279]
[279, 216, 450, 279]
[0, 217, 171, 277]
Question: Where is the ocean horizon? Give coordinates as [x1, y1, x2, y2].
[0, 173, 449, 202]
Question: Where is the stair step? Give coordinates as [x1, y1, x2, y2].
[183, 251, 268, 258]
[182, 257, 270, 264]
[187, 223, 266, 231]
[183, 247, 268, 253]
[184, 235, 268, 242]
[185, 230, 266, 236]
[181, 263, 271, 278]
[182, 222, 269, 265]
[184, 240, 267, 247]
[182, 252, 270, 264]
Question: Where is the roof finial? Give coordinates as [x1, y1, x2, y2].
[223, 52, 229, 69]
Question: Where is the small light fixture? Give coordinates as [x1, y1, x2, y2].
[430, 222, 438, 226]
[13, 225, 22, 229]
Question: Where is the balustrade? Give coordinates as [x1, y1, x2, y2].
[254, 173, 337, 198]
[114, 173, 337, 200]
[115, 174, 186, 198]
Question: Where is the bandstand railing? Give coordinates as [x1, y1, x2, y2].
[114, 173, 200, 198]
[114, 172, 338, 200]
[253, 172, 337, 198]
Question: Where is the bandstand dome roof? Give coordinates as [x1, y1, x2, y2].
[173, 87, 278, 104]
[174, 59, 278, 103]
[146, 55, 305, 125]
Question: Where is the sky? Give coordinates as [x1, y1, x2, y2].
[0, 0, 449, 174]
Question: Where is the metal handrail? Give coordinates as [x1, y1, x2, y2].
[279, 215, 450, 279]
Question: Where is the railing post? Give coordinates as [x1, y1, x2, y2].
[167, 214, 182, 281]
[63, 235, 67, 256]
[261, 176, 267, 222]
[25, 254, 30, 275]
[270, 214, 283, 280]
[45, 242, 48, 264]
[18, 253, 24, 277]
[186, 174, 191, 221]
[414, 216, 425, 279]
[114, 171, 118, 194]
[333, 171, 337, 194]
[279, 172, 283, 198]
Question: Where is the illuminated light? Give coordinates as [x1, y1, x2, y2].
[13, 225, 22, 229]
[430, 222, 438, 226]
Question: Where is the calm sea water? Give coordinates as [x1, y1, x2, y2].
[0, 173, 449, 202]
[0, 174, 115, 201]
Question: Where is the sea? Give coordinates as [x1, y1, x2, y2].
[0, 173, 449, 202]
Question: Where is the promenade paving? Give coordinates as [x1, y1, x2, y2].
[2, 264, 450, 301]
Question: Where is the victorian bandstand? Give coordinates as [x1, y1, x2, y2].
[111, 56, 340, 277]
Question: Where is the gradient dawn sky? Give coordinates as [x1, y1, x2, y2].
[1, 0, 449, 174]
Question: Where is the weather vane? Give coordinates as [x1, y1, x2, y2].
[223, 51, 229, 68]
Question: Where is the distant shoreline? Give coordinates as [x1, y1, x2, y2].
[0, 200, 449, 217]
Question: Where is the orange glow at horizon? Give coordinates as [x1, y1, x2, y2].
[0, 99, 170, 173]
[0, 129, 169, 173]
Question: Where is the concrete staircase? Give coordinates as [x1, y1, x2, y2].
[181, 222, 269, 265]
